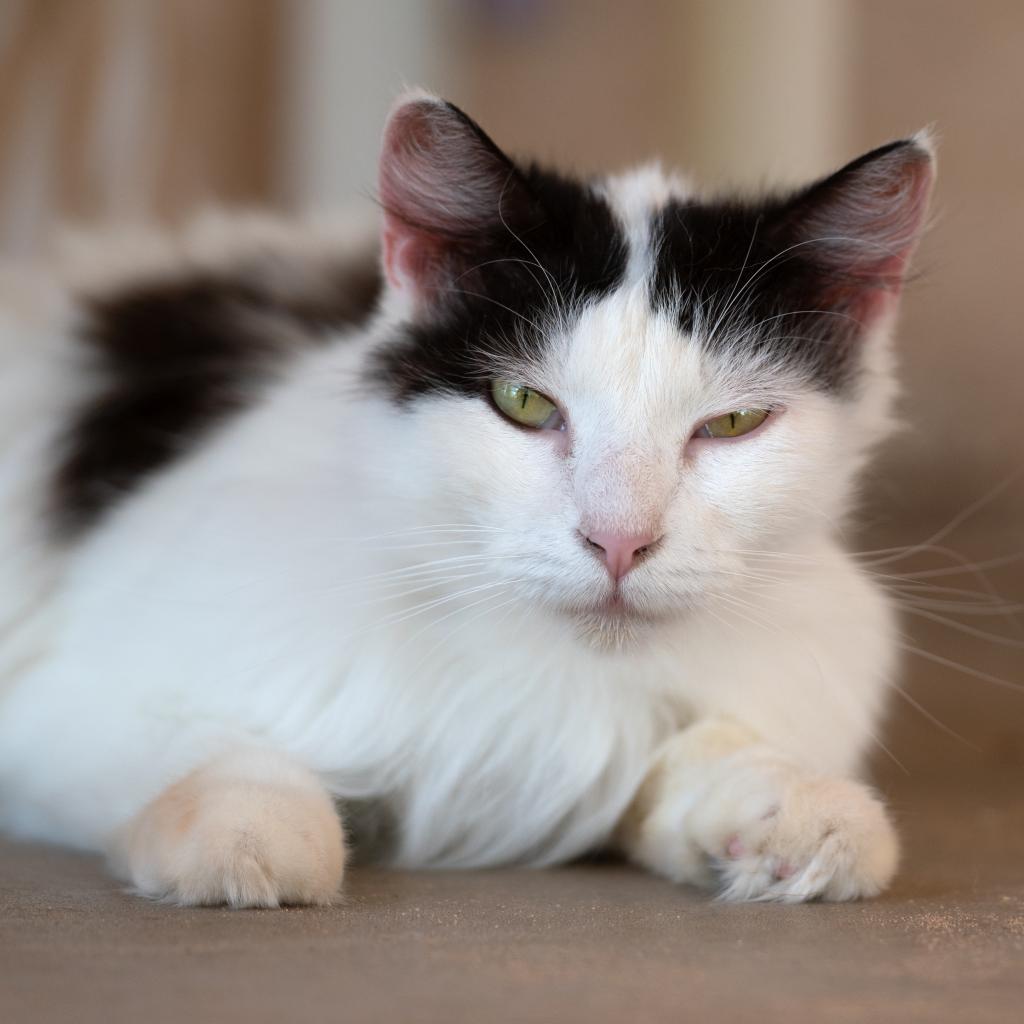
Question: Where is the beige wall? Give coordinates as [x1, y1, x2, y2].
[855, 1, 1024, 531]
[0, 0, 280, 249]
[455, 0, 854, 188]
[848, 1, 1024, 781]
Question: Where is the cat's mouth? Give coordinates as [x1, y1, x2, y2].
[569, 575, 697, 632]
[583, 586, 658, 623]
[567, 587, 671, 648]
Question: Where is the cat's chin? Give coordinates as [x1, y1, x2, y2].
[572, 611, 656, 650]
[567, 593, 676, 650]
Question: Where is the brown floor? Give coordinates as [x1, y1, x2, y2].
[2, 532, 1023, 1023]
[1, 782, 1023, 1024]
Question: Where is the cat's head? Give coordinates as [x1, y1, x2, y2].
[370, 91, 934, 643]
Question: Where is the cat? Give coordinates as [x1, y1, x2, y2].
[0, 90, 934, 906]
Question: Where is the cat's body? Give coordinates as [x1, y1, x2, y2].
[0, 95, 932, 904]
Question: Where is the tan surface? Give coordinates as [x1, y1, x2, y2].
[1, 781, 1022, 1024]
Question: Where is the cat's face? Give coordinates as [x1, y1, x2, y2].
[372, 94, 932, 641]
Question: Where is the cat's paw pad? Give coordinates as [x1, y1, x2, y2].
[702, 772, 898, 902]
[117, 770, 346, 908]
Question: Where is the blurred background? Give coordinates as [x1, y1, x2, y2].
[0, 0, 1020, 786]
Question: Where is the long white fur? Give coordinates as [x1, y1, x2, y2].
[0, 142, 907, 904]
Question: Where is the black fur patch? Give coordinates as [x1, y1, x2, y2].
[336, 797, 399, 864]
[53, 257, 380, 537]
[650, 195, 865, 391]
[368, 164, 628, 401]
[651, 140, 924, 392]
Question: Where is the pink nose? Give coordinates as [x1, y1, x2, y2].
[582, 530, 661, 581]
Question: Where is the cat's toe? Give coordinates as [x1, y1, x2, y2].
[712, 776, 899, 902]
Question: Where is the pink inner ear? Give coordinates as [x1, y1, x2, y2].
[382, 219, 438, 296]
[379, 101, 455, 299]
[840, 164, 930, 325]
[839, 276, 899, 329]
[381, 226, 403, 291]
[849, 152, 934, 285]
[797, 141, 935, 328]
[377, 96, 528, 305]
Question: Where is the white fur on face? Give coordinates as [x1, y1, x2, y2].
[375, 165, 899, 643]
[405, 278, 878, 641]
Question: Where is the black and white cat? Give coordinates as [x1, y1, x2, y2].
[0, 92, 934, 905]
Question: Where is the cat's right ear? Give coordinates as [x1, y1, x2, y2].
[378, 92, 539, 309]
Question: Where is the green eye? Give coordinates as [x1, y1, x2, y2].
[490, 381, 564, 430]
[697, 408, 770, 439]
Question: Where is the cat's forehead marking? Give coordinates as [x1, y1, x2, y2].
[598, 164, 696, 285]
[553, 285, 708, 434]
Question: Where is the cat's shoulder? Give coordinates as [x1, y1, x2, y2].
[46, 209, 383, 535]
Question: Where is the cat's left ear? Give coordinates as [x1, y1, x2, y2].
[777, 132, 936, 327]
[378, 91, 541, 309]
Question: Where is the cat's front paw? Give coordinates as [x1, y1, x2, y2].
[691, 760, 899, 902]
[112, 753, 346, 908]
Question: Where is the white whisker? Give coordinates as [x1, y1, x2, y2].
[898, 642, 1024, 694]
